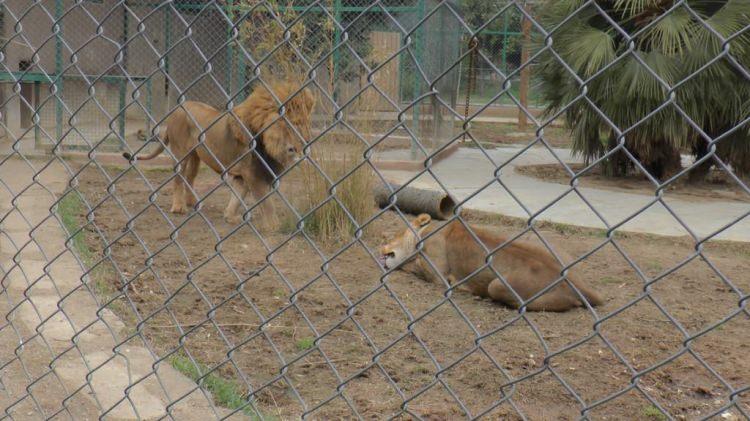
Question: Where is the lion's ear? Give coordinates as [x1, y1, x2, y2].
[413, 214, 431, 228]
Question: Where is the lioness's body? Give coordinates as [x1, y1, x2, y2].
[381, 215, 603, 312]
[124, 82, 314, 225]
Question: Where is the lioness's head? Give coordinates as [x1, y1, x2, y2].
[232, 82, 316, 170]
[379, 214, 432, 270]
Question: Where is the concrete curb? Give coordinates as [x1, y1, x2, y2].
[0, 159, 233, 420]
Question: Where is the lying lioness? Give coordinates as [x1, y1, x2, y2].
[379, 214, 603, 312]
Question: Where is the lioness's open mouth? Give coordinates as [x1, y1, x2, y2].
[380, 252, 395, 269]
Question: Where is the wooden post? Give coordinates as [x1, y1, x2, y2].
[518, 12, 532, 131]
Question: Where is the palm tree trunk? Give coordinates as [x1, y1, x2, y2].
[602, 131, 628, 177]
[688, 140, 712, 183]
[644, 140, 681, 181]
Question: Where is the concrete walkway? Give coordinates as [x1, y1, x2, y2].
[0, 157, 237, 419]
[381, 146, 750, 242]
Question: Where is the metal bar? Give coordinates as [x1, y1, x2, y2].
[225, 0, 234, 100]
[146, 77, 152, 134]
[54, 0, 63, 143]
[0, 72, 149, 83]
[164, 6, 171, 106]
[410, 0, 426, 160]
[501, 12, 509, 74]
[123, 0, 419, 13]
[33, 81, 40, 148]
[518, 11, 531, 130]
[119, 1, 129, 148]
[332, 0, 342, 103]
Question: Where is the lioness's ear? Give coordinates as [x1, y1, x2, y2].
[413, 214, 431, 227]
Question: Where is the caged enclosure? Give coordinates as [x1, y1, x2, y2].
[1, 0, 750, 420]
[0, 0, 465, 158]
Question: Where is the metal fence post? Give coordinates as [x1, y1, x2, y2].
[501, 12, 509, 75]
[226, 0, 234, 101]
[118, 2, 129, 148]
[410, 0, 426, 160]
[332, 0, 342, 104]
[54, 0, 63, 143]
[33, 81, 40, 148]
[164, 5, 171, 109]
[518, 8, 530, 131]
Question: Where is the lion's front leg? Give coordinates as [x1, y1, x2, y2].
[224, 176, 249, 224]
[248, 177, 277, 232]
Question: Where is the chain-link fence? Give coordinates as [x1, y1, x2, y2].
[1, 0, 749, 419]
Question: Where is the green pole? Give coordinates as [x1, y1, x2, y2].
[146, 78, 152, 134]
[54, 0, 63, 144]
[119, 3, 128, 149]
[501, 13, 509, 75]
[332, 0, 342, 103]
[34, 81, 40, 148]
[226, 0, 234, 101]
[411, 0, 425, 160]
[235, 3, 245, 101]
[164, 8, 171, 107]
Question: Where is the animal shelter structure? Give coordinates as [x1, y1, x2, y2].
[0, 0, 465, 159]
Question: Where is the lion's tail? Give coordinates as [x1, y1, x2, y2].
[123, 128, 168, 161]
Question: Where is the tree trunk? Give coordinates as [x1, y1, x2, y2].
[602, 131, 628, 177]
[688, 139, 712, 183]
[644, 141, 681, 181]
[373, 183, 457, 220]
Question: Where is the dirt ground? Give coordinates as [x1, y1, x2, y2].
[517, 163, 750, 204]
[71, 164, 750, 420]
[462, 122, 572, 149]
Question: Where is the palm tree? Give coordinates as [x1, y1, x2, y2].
[535, 0, 750, 181]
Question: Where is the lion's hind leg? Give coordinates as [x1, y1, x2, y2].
[170, 168, 188, 214]
[183, 154, 201, 208]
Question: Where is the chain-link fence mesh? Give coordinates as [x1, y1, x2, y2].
[1, 0, 749, 419]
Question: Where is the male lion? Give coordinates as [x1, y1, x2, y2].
[379, 214, 604, 312]
[123, 82, 314, 225]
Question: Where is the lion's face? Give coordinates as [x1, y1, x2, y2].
[379, 214, 432, 270]
[236, 83, 315, 171]
[278, 89, 314, 165]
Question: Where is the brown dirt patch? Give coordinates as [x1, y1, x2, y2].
[517, 163, 750, 203]
[461, 122, 572, 149]
[71, 165, 750, 420]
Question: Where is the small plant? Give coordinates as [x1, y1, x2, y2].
[291, 148, 375, 242]
[296, 337, 315, 351]
[56, 191, 118, 301]
[642, 405, 667, 421]
[57, 191, 91, 261]
[169, 354, 267, 419]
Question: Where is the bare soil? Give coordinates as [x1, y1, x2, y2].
[461, 122, 572, 149]
[73, 165, 750, 420]
[517, 163, 750, 203]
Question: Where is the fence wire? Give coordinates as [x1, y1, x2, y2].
[1, 0, 749, 420]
